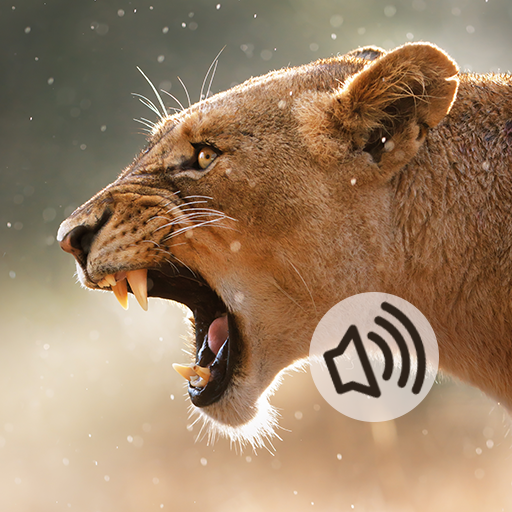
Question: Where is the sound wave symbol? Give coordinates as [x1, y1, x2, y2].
[323, 301, 427, 398]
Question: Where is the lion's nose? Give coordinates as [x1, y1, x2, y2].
[59, 224, 96, 259]
[58, 209, 112, 262]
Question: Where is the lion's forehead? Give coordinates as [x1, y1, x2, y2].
[149, 56, 364, 144]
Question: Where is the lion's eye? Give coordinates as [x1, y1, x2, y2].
[197, 147, 218, 169]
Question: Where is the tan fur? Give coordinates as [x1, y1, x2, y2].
[58, 43, 512, 441]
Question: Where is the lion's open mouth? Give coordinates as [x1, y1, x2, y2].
[96, 266, 241, 408]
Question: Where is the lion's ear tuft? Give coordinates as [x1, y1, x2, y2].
[334, 42, 459, 169]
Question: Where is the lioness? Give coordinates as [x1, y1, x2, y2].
[58, 42, 512, 444]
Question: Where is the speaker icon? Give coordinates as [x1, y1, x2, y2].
[322, 301, 428, 400]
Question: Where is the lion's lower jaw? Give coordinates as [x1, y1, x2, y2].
[190, 396, 280, 452]
[188, 359, 309, 451]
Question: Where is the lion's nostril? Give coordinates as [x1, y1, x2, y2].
[59, 225, 94, 258]
[59, 208, 112, 260]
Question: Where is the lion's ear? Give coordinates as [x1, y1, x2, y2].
[334, 42, 459, 175]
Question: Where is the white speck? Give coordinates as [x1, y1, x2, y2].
[482, 161, 490, 171]
[476, 447, 482, 455]
[189, 12, 194, 18]
[89, 434, 92, 438]
[422, 429, 428, 435]
[309, 43, 319, 52]
[331, 33, 337, 40]
[294, 411, 303, 420]
[230, 241, 241, 253]
[104, 475, 110, 482]
[117, 9, 125, 17]
[293, 491, 298, 495]
[357, 27, 366, 35]
[185, 230, 193, 238]
[47, 77, 54, 85]
[170, 394, 174, 400]
[181, 22, 186, 28]
[384, 5, 397, 17]
[234, 291, 245, 304]
[162, 26, 169, 34]
[483, 426, 494, 438]
[330, 14, 343, 28]
[245, 456, 252, 462]
[200, 457, 207, 466]
[350, 178, 357, 186]
[95, 23, 109, 35]
[157, 55, 165, 63]
[150, 6, 154, 10]
[486, 439, 494, 449]
[34, 56, 39, 61]
[337, 453, 342, 460]
[80, 144, 87, 150]
[278, 100, 286, 109]
[466, 25, 475, 34]
[43, 343, 50, 350]
[406, 32, 414, 40]
[474, 468, 485, 479]
[7, 222, 11, 228]
[63, 458, 69, 466]
[313, 404, 320, 411]
[216, 4, 221, 9]
[100, 125, 107, 132]
[384, 140, 395, 152]
[24, 27, 31, 33]
[127, 435, 133, 443]
[260, 49, 272, 61]
[160, 505, 164, 509]
[29, 117, 33, 121]
[9, 271, 15, 279]
[253, 14, 257, 18]
[351, 506, 355, 509]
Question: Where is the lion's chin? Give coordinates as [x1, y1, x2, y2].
[189, 376, 282, 451]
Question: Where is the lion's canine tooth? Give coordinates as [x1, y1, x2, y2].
[172, 363, 210, 388]
[105, 274, 117, 287]
[127, 269, 148, 311]
[112, 279, 129, 310]
[173, 363, 197, 381]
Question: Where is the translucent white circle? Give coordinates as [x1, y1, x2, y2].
[310, 293, 438, 422]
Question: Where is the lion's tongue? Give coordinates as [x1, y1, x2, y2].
[208, 315, 228, 355]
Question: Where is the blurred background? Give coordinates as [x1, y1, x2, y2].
[2, 0, 512, 510]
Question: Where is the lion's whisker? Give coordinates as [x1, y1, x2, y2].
[177, 76, 192, 108]
[137, 66, 168, 117]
